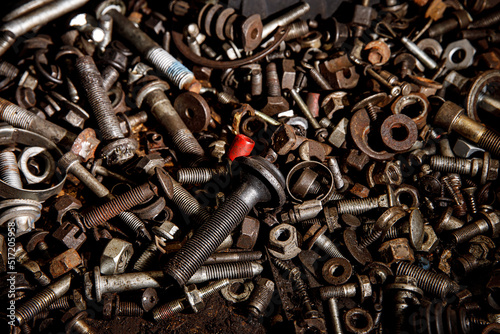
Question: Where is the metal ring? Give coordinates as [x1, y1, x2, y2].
[285, 160, 334, 204]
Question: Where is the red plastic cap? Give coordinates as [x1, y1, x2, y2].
[228, 134, 255, 161]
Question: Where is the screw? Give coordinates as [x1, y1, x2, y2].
[301, 62, 333, 91]
[58, 152, 151, 240]
[0, 150, 23, 189]
[15, 243, 51, 286]
[261, 2, 310, 39]
[134, 222, 179, 271]
[177, 166, 228, 184]
[463, 187, 478, 214]
[106, 8, 199, 91]
[306, 225, 346, 259]
[266, 62, 281, 97]
[441, 175, 468, 217]
[152, 279, 230, 320]
[395, 261, 459, 298]
[327, 297, 344, 334]
[111, 296, 144, 317]
[336, 194, 388, 215]
[48, 296, 71, 310]
[434, 101, 500, 157]
[428, 10, 472, 37]
[204, 251, 263, 265]
[327, 157, 346, 191]
[75, 56, 137, 166]
[15, 274, 71, 326]
[136, 78, 206, 166]
[186, 261, 263, 284]
[450, 210, 500, 244]
[165, 156, 285, 286]
[469, 9, 500, 28]
[0, 98, 77, 150]
[289, 88, 328, 142]
[430, 153, 499, 184]
[101, 65, 120, 92]
[65, 311, 97, 334]
[365, 67, 401, 96]
[320, 283, 357, 299]
[0, 0, 89, 57]
[248, 278, 275, 318]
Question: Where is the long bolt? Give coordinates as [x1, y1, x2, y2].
[336, 195, 388, 215]
[430, 153, 498, 181]
[366, 67, 401, 96]
[327, 298, 344, 334]
[434, 101, 500, 157]
[450, 211, 500, 244]
[289, 88, 327, 142]
[0, 98, 76, 150]
[165, 156, 285, 286]
[204, 251, 263, 265]
[312, 233, 346, 259]
[262, 2, 310, 39]
[177, 166, 228, 184]
[75, 56, 137, 165]
[152, 279, 230, 321]
[469, 9, 500, 28]
[0, 150, 23, 189]
[0, 0, 89, 57]
[107, 9, 199, 91]
[136, 79, 206, 166]
[133, 242, 158, 271]
[186, 261, 263, 284]
[15, 274, 71, 326]
[395, 262, 459, 299]
[170, 175, 211, 226]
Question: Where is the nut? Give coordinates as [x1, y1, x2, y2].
[53, 195, 82, 224]
[184, 284, 204, 312]
[135, 153, 165, 176]
[221, 279, 254, 303]
[378, 238, 415, 265]
[420, 225, 439, 253]
[236, 216, 259, 249]
[268, 224, 301, 260]
[100, 238, 134, 275]
[49, 248, 82, 278]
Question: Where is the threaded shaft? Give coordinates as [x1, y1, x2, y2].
[145, 47, 195, 90]
[0, 151, 23, 188]
[15, 289, 57, 326]
[117, 211, 150, 239]
[366, 104, 380, 122]
[101, 66, 120, 92]
[319, 283, 357, 299]
[262, 1, 310, 39]
[134, 242, 157, 271]
[196, 262, 257, 282]
[308, 67, 333, 90]
[75, 56, 124, 141]
[199, 278, 232, 299]
[0, 98, 36, 129]
[385, 225, 405, 239]
[217, 92, 237, 104]
[464, 191, 478, 214]
[316, 235, 346, 259]
[171, 180, 211, 226]
[451, 219, 489, 244]
[300, 218, 323, 226]
[395, 262, 458, 298]
[0, 60, 18, 79]
[284, 20, 309, 41]
[82, 183, 155, 228]
[470, 10, 500, 28]
[430, 156, 472, 175]
[251, 68, 263, 96]
[71, 319, 97, 334]
[478, 128, 500, 157]
[204, 251, 262, 265]
[152, 299, 185, 321]
[248, 279, 275, 317]
[166, 193, 250, 286]
[116, 301, 144, 316]
[177, 166, 227, 184]
[170, 128, 206, 166]
[442, 176, 466, 216]
[48, 296, 71, 310]
[428, 18, 459, 37]
[266, 62, 281, 97]
[337, 197, 379, 215]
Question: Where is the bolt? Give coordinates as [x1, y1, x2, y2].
[306, 225, 346, 259]
[261, 2, 310, 39]
[395, 261, 459, 298]
[110, 296, 144, 317]
[463, 187, 478, 214]
[186, 261, 263, 284]
[327, 297, 344, 334]
[469, 9, 500, 28]
[168, 173, 211, 226]
[48, 296, 71, 310]
[15, 274, 71, 326]
[365, 67, 401, 96]
[75, 56, 137, 166]
[0, 0, 89, 57]
[430, 153, 499, 184]
[284, 20, 310, 41]
[266, 62, 281, 97]
[101, 65, 120, 91]
[0, 150, 23, 189]
[320, 283, 358, 299]
[15, 243, 51, 286]
[336, 194, 389, 215]
[165, 156, 285, 286]
[434, 101, 500, 157]
[92, 267, 165, 302]
[435, 207, 465, 233]
[441, 175, 468, 217]
[136, 77, 206, 166]
[106, 8, 199, 91]
[450, 210, 500, 244]
[204, 251, 263, 265]
[58, 152, 151, 240]
[152, 279, 230, 320]
[0, 98, 77, 150]
[248, 278, 275, 318]
[327, 157, 346, 191]
[386, 276, 422, 333]
[65, 311, 97, 334]
[289, 88, 328, 142]
[177, 166, 228, 184]
[134, 222, 179, 271]
[428, 10, 472, 37]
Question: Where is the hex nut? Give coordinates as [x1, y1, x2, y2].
[135, 153, 165, 176]
[221, 279, 254, 303]
[421, 225, 439, 253]
[268, 224, 301, 260]
[49, 248, 82, 278]
[236, 216, 260, 249]
[152, 221, 179, 242]
[184, 284, 205, 313]
[100, 238, 134, 275]
[53, 195, 82, 224]
[378, 238, 415, 265]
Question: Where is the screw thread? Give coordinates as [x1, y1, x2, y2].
[430, 156, 472, 175]
[152, 299, 185, 320]
[337, 197, 379, 215]
[134, 242, 157, 271]
[0, 151, 23, 188]
[101, 66, 120, 92]
[470, 10, 500, 28]
[319, 283, 357, 299]
[204, 251, 263, 264]
[75, 56, 124, 141]
[266, 62, 281, 97]
[300, 218, 323, 225]
[366, 104, 380, 122]
[145, 47, 195, 90]
[166, 194, 250, 286]
[0, 98, 36, 129]
[117, 211, 150, 239]
[360, 230, 383, 247]
[48, 296, 71, 310]
[177, 166, 227, 184]
[217, 91, 237, 104]
[442, 176, 467, 216]
[250, 69, 263, 96]
[71, 319, 97, 334]
[15, 289, 57, 326]
[470, 316, 490, 326]
[308, 67, 333, 91]
[172, 180, 211, 226]
[428, 18, 459, 37]
[385, 225, 406, 239]
[316, 235, 346, 259]
[0, 60, 18, 79]
[395, 262, 458, 298]
[478, 128, 500, 157]
[284, 20, 309, 41]
[199, 262, 258, 282]
[451, 219, 489, 244]
[248, 279, 275, 317]
[82, 183, 155, 228]
[170, 128, 206, 166]
[262, 2, 310, 39]
[0, 31, 16, 57]
[199, 278, 231, 299]
[116, 301, 144, 316]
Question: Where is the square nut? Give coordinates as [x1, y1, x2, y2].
[236, 216, 260, 249]
[100, 238, 134, 275]
[378, 238, 415, 265]
[49, 248, 82, 278]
